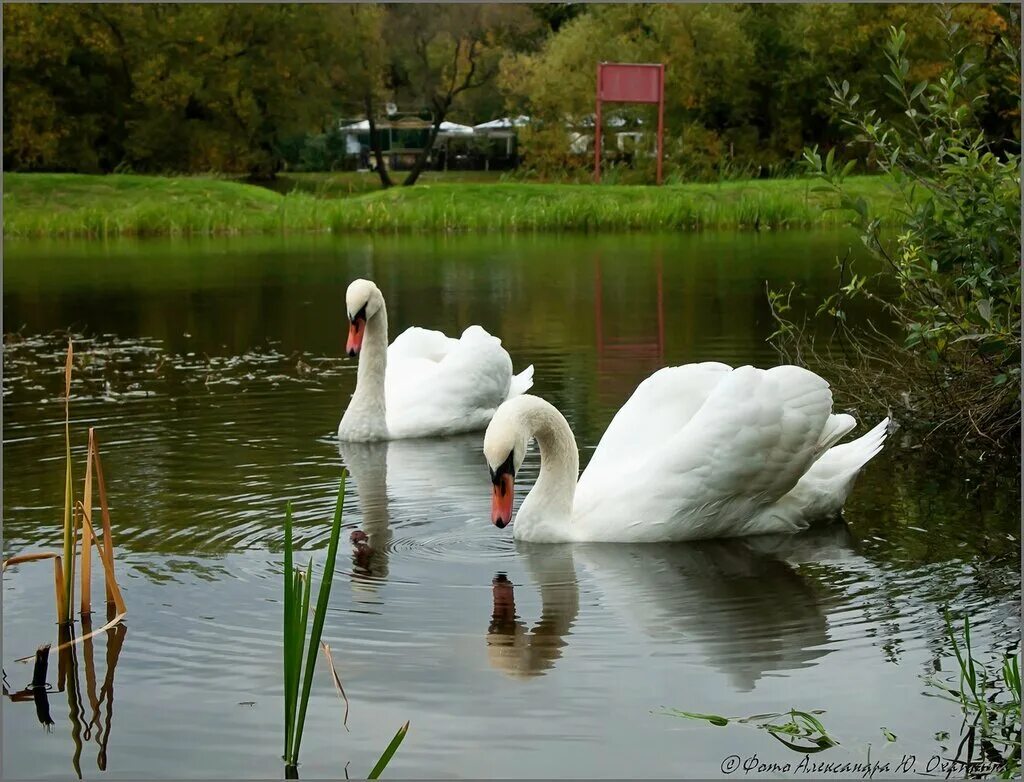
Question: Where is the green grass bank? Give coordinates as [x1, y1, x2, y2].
[3, 172, 899, 238]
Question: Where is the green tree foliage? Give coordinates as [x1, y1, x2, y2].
[501, 4, 756, 175]
[3, 4, 377, 177]
[500, 3, 1017, 179]
[4, 4, 135, 172]
[777, 12, 1021, 446]
[4, 3, 1016, 182]
[381, 4, 542, 185]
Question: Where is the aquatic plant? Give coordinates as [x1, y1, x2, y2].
[925, 610, 1021, 778]
[282, 478, 345, 771]
[281, 474, 408, 777]
[2, 340, 127, 653]
[666, 610, 1021, 777]
[367, 722, 410, 780]
[660, 707, 839, 754]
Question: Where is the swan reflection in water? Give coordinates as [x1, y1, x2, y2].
[486, 523, 858, 690]
[337, 433, 491, 591]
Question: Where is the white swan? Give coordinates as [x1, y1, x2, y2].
[483, 362, 890, 543]
[338, 279, 534, 442]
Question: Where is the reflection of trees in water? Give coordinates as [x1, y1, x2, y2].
[4, 617, 127, 779]
[846, 440, 1019, 566]
[8, 235, 1014, 572]
[824, 441, 1020, 670]
[758, 522, 1018, 675]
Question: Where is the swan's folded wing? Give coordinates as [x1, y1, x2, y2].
[574, 365, 835, 541]
[577, 362, 732, 489]
[388, 326, 461, 363]
[385, 325, 513, 436]
[673, 365, 833, 498]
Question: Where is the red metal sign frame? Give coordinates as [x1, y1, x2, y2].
[594, 62, 666, 185]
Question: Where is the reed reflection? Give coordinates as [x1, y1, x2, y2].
[4, 615, 127, 778]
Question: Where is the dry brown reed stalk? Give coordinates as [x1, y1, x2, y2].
[2, 341, 127, 663]
[62, 340, 75, 622]
[80, 428, 94, 616]
[3, 552, 66, 624]
[91, 431, 117, 605]
[320, 641, 350, 731]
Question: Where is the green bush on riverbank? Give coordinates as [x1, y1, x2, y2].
[3, 173, 900, 238]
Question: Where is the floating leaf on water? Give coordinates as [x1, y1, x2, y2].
[738, 712, 784, 723]
[663, 709, 731, 727]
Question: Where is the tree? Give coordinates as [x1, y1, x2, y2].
[330, 4, 394, 188]
[499, 5, 756, 175]
[3, 4, 371, 177]
[383, 4, 540, 186]
[123, 5, 362, 177]
[3, 4, 137, 171]
[500, 3, 1018, 179]
[776, 16, 1021, 445]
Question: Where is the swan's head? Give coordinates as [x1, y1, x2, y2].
[483, 401, 529, 529]
[345, 278, 384, 357]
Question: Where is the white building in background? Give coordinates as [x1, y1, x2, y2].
[472, 116, 530, 158]
[336, 112, 645, 169]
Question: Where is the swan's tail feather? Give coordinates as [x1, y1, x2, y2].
[507, 365, 535, 399]
[759, 415, 890, 530]
[834, 416, 891, 473]
[814, 413, 857, 458]
[803, 416, 891, 511]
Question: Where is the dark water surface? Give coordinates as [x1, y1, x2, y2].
[3, 233, 1019, 778]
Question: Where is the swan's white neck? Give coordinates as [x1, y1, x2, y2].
[338, 295, 389, 441]
[513, 398, 579, 542]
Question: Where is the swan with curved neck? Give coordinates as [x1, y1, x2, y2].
[339, 280, 390, 441]
[338, 278, 534, 442]
[483, 364, 890, 543]
[485, 395, 579, 541]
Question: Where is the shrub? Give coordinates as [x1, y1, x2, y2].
[772, 13, 1020, 447]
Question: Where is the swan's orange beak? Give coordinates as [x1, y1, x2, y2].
[346, 316, 365, 357]
[492, 473, 514, 529]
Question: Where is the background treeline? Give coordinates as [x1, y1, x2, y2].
[3, 3, 1018, 180]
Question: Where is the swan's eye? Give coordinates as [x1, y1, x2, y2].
[350, 304, 368, 325]
[489, 451, 515, 485]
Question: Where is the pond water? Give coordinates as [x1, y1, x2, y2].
[3, 232, 1019, 779]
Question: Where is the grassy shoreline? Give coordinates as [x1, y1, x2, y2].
[3, 172, 899, 238]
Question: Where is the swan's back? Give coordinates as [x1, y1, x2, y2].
[385, 325, 531, 438]
[577, 362, 732, 492]
[573, 364, 884, 541]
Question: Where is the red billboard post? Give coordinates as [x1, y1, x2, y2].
[594, 62, 666, 185]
